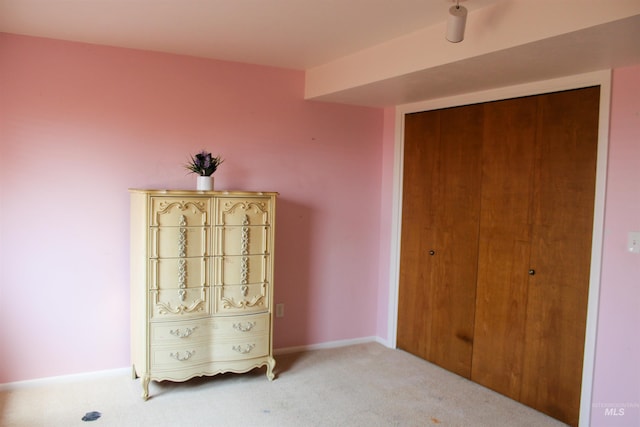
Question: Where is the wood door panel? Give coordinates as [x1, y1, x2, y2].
[472, 96, 538, 398]
[431, 105, 483, 377]
[397, 110, 441, 360]
[398, 105, 482, 378]
[520, 87, 599, 426]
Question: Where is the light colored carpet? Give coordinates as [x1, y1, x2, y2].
[0, 342, 567, 426]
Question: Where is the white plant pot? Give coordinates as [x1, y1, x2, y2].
[196, 175, 213, 191]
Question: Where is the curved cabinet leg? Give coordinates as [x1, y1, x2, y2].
[132, 365, 138, 380]
[266, 357, 276, 381]
[141, 375, 150, 400]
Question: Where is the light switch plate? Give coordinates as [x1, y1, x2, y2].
[628, 231, 640, 254]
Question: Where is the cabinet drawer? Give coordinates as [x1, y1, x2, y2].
[151, 342, 210, 369]
[150, 315, 269, 344]
[215, 198, 272, 226]
[151, 197, 210, 227]
[213, 255, 269, 285]
[213, 284, 269, 314]
[151, 226, 209, 258]
[212, 335, 269, 361]
[149, 288, 210, 320]
[214, 226, 270, 256]
[150, 335, 269, 370]
[151, 320, 208, 344]
[150, 257, 208, 289]
[213, 314, 269, 337]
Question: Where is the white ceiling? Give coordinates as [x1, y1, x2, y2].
[0, 0, 498, 70]
[1, 0, 639, 107]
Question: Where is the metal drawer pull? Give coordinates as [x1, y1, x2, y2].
[169, 327, 197, 339]
[232, 344, 255, 354]
[170, 350, 195, 361]
[233, 321, 256, 332]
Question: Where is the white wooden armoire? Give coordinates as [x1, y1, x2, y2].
[129, 189, 277, 399]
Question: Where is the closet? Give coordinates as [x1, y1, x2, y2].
[397, 86, 599, 427]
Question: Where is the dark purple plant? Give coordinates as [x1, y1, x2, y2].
[185, 150, 224, 176]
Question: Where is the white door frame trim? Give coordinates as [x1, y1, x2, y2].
[386, 70, 611, 427]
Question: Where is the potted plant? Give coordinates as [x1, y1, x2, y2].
[185, 150, 224, 191]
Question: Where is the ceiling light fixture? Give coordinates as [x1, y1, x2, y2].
[446, 0, 468, 43]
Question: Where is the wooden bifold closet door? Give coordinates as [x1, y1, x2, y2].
[397, 104, 483, 378]
[397, 87, 599, 427]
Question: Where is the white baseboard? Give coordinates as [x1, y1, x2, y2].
[273, 335, 389, 355]
[0, 366, 131, 391]
[0, 336, 392, 391]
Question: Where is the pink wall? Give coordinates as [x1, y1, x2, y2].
[590, 65, 640, 426]
[0, 33, 384, 383]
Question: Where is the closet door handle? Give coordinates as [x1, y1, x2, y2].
[429, 250, 435, 256]
[528, 269, 536, 276]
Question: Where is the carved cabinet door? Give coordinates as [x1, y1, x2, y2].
[148, 196, 212, 320]
[213, 197, 272, 315]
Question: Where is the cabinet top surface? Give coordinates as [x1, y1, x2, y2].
[129, 189, 278, 196]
